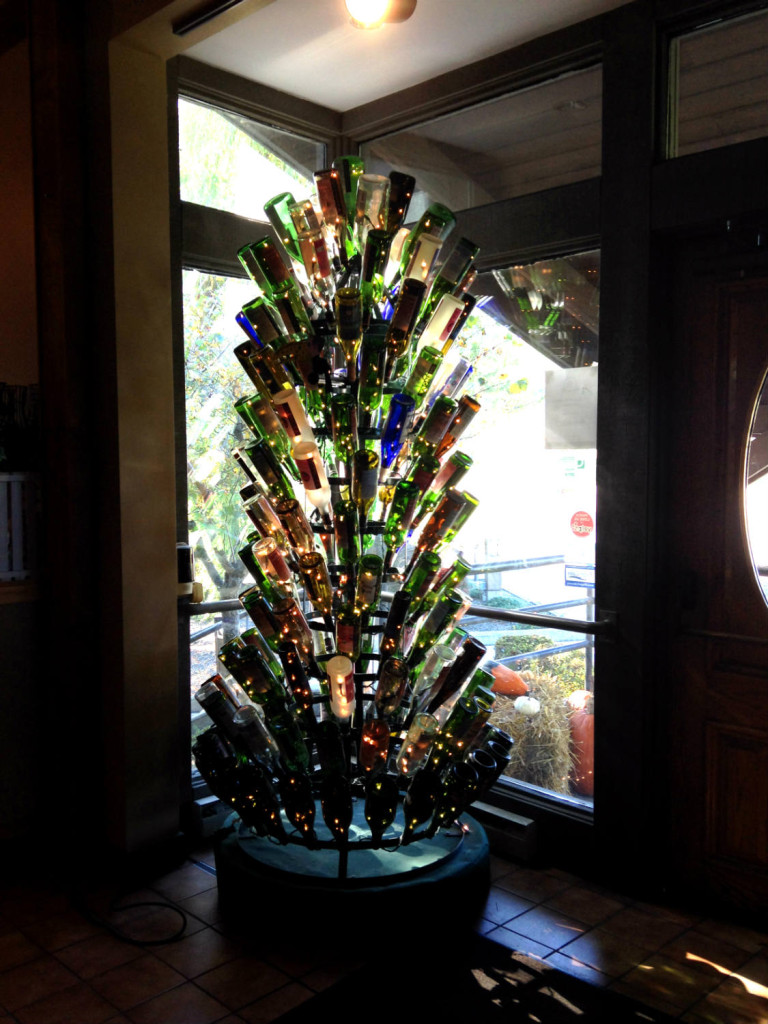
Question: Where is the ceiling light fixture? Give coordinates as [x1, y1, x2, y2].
[344, 0, 417, 29]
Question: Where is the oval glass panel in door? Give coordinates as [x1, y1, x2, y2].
[745, 369, 768, 605]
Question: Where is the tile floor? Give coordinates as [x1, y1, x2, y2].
[1, 843, 767, 1023]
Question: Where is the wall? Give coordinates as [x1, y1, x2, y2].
[0, 39, 42, 842]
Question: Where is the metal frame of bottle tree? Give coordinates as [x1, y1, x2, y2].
[192, 157, 514, 880]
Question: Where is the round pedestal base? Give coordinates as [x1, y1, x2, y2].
[214, 805, 489, 940]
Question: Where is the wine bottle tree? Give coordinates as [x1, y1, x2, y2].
[192, 160, 514, 869]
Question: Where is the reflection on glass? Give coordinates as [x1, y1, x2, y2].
[178, 97, 324, 219]
[361, 66, 602, 214]
[746, 370, 768, 604]
[670, 9, 768, 159]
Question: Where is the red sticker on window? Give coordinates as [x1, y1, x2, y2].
[570, 511, 594, 537]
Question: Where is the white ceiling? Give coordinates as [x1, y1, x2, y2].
[184, 0, 633, 111]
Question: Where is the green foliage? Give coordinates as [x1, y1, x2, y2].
[184, 270, 253, 601]
[495, 632, 587, 694]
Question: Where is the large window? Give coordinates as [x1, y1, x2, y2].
[667, 7, 768, 158]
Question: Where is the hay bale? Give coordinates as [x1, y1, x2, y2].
[490, 672, 573, 794]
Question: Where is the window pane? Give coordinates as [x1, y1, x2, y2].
[670, 9, 768, 158]
[746, 369, 768, 605]
[361, 66, 602, 216]
[431, 250, 599, 806]
[184, 269, 256, 604]
[178, 97, 324, 219]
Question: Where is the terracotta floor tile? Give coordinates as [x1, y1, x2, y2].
[609, 977, 683, 1018]
[0, 931, 44, 971]
[686, 974, 768, 1024]
[481, 886, 536, 926]
[545, 950, 612, 987]
[124, 981, 230, 1024]
[485, 925, 553, 961]
[598, 906, 689, 951]
[239, 982, 315, 1023]
[149, 864, 218, 903]
[618, 953, 722, 1011]
[176, 889, 225, 928]
[103, 902, 201, 946]
[558, 926, 653, 977]
[661, 928, 754, 975]
[543, 885, 628, 926]
[0, 955, 79, 1012]
[14, 980, 116, 1024]
[21, 908, 103, 952]
[494, 867, 571, 903]
[153, 927, 243, 978]
[195, 956, 290, 1010]
[694, 917, 768, 954]
[502, 904, 588, 950]
[0, 887, 71, 929]
[54, 932, 144, 980]
[88, 953, 186, 1011]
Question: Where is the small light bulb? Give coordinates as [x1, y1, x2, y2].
[345, 0, 389, 28]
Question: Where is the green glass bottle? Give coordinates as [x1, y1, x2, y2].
[418, 237, 480, 327]
[374, 655, 409, 716]
[234, 394, 297, 474]
[385, 278, 426, 361]
[223, 643, 285, 706]
[274, 497, 315, 558]
[396, 712, 439, 777]
[407, 589, 464, 669]
[264, 191, 302, 264]
[355, 553, 383, 613]
[241, 296, 286, 349]
[364, 773, 399, 847]
[271, 595, 315, 667]
[239, 585, 280, 649]
[382, 479, 420, 566]
[241, 625, 283, 681]
[265, 701, 311, 774]
[245, 439, 297, 503]
[404, 489, 465, 575]
[330, 391, 358, 468]
[403, 345, 443, 410]
[434, 395, 481, 460]
[442, 490, 479, 547]
[280, 770, 316, 842]
[400, 767, 441, 845]
[331, 155, 365, 252]
[359, 716, 390, 774]
[314, 167, 348, 259]
[361, 229, 392, 325]
[335, 601, 362, 662]
[385, 171, 415, 233]
[351, 448, 379, 523]
[335, 287, 363, 382]
[398, 203, 456, 281]
[430, 760, 478, 834]
[378, 589, 413, 663]
[277, 640, 316, 731]
[410, 451, 473, 532]
[402, 549, 442, 604]
[333, 499, 360, 566]
[320, 772, 353, 843]
[315, 718, 347, 777]
[297, 550, 333, 619]
[358, 328, 388, 418]
[238, 236, 293, 296]
[232, 704, 281, 776]
[409, 394, 458, 462]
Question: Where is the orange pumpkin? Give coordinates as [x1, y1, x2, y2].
[489, 662, 529, 697]
[569, 694, 594, 796]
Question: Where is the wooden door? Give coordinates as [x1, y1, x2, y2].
[663, 237, 768, 914]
